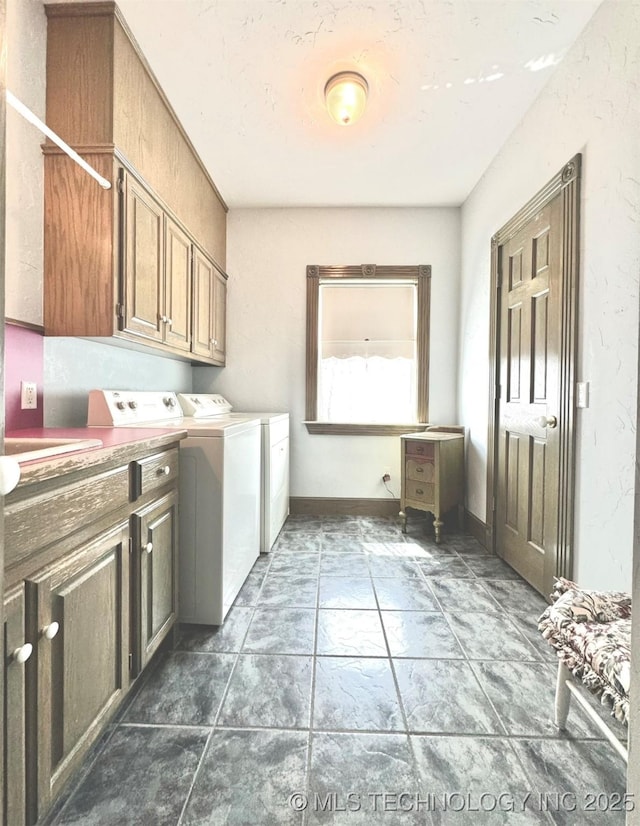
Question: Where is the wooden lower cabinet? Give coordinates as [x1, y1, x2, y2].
[132, 491, 178, 675]
[4, 583, 29, 826]
[25, 522, 130, 822]
[3, 437, 182, 825]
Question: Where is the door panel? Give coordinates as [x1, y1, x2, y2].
[4, 584, 27, 826]
[496, 196, 562, 596]
[123, 177, 163, 341]
[191, 247, 214, 359]
[212, 267, 227, 364]
[134, 491, 177, 672]
[164, 218, 192, 352]
[27, 523, 129, 814]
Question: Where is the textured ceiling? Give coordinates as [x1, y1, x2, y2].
[113, 0, 602, 207]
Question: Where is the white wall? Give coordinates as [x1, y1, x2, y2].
[7, 0, 192, 426]
[194, 207, 460, 499]
[458, 0, 640, 590]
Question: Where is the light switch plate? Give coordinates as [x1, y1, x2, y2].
[576, 381, 589, 409]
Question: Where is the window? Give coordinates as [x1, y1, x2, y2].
[305, 264, 431, 435]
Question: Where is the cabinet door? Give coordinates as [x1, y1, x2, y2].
[122, 175, 164, 342]
[191, 245, 214, 359]
[26, 523, 130, 815]
[211, 266, 227, 365]
[4, 583, 29, 826]
[133, 491, 178, 674]
[164, 217, 192, 352]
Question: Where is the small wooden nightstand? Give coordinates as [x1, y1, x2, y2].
[399, 431, 464, 542]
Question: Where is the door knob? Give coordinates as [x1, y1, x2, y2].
[536, 415, 558, 429]
[43, 622, 59, 640]
[145, 542, 153, 554]
[13, 643, 33, 664]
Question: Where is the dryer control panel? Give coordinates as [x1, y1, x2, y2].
[177, 394, 233, 418]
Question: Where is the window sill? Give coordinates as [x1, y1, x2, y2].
[304, 422, 429, 436]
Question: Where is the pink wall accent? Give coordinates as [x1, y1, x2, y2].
[5, 323, 44, 430]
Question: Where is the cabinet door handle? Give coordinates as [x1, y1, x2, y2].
[157, 465, 171, 476]
[145, 542, 153, 554]
[416, 488, 424, 495]
[210, 338, 218, 347]
[13, 643, 33, 664]
[166, 318, 173, 328]
[416, 466, 424, 473]
[160, 315, 168, 323]
[43, 622, 59, 640]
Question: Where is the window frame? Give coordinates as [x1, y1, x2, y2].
[305, 264, 431, 436]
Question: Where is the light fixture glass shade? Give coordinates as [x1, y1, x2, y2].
[324, 71, 368, 126]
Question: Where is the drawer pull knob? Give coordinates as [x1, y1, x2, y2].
[416, 488, 424, 495]
[416, 466, 424, 473]
[43, 622, 59, 640]
[145, 542, 153, 554]
[157, 465, 171, 476]
[13, 643, 33, 664]
[210, 338, 218, 347]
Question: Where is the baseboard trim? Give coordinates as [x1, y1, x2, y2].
[465, 509, 488, 549]
[289, 497, 401, 517]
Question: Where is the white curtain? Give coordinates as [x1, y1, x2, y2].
[318, 355, 416, 423]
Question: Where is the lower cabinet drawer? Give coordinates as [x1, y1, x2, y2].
[407, 458, 434, 483]
[405, 480, 435, 504]
[405, 440, 434, 459]
[131, 448, 179, 500]
[5, 466, 130, 567]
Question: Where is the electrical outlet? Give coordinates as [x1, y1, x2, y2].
[382, 471, 391, 483]
[21, 381, 37, 410]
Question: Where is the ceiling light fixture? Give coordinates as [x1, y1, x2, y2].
[324, 71, 368, 126]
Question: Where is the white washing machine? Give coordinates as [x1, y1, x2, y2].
[87, 390, 261, 625]
[178, 394, 289, 553]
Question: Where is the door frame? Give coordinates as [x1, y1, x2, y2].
[485, 154, 581, 584]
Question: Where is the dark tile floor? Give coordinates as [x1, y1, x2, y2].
[44, 515, 628, 825]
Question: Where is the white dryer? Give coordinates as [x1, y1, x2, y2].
[178, 394, 289, 552]
[87, 390, 261, 625]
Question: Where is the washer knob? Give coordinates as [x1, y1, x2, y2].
[116, 401, 126, 410]
[128, 401, 138, 410]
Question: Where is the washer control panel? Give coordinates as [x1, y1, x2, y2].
[87, 390, 184, 426]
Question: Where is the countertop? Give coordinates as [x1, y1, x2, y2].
[5, 426, 187, 489]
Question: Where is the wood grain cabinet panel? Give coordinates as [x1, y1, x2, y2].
[123, 176, 164, 342]
[4, 583, 28, 826]
[400, 433, 464, 543]
[25, 522, 130, 819]
[132, 492, 178, 675]
[43, 2, 228, 365]
[3, 438, 183, 826]
[192, 245, 227, 365]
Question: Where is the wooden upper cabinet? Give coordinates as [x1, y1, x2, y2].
[192, 245, 227, 365]
[43, 2, 228, 365]
[45, 2, 227, 262]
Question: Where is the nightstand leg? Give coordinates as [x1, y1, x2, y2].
[399, 509, 407, 534]
[433, 516, 443, 543]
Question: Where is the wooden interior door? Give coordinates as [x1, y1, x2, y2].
[496, 197, 562, 595]
[491, 157, 580, 600]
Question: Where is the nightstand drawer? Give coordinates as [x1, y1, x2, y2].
[405, 440, 434, 459]
[406, 480, 435, 504]
[407, 458, 434, 483]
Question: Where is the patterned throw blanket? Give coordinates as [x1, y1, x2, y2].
[538, 577, 631, 724]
